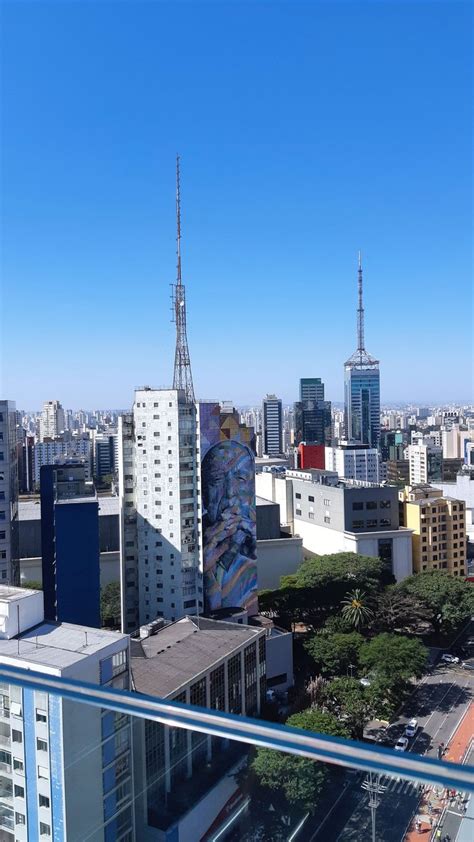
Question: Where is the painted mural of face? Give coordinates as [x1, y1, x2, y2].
[201, 440, 257, 612]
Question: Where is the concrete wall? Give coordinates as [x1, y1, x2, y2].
[256, 537, 303, 590]
[256, 500, 280, 539]
[21, 551, 120, 588]
[265, 629, 294, 691]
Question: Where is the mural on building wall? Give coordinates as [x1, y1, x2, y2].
[199, 403, 258, 615]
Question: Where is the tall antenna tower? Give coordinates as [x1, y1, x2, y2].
[172, 155, 195, 402]
[344, 251, 379, 368]
[356, 249, 365, 355]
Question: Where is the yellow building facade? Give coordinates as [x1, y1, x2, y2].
[399, 485, 466, 576]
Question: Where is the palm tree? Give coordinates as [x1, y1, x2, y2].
[341, 588, 374, 630]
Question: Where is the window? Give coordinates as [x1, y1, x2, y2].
[14, 784, 24, 798]
[324, 516, 331, 524]
[295, 493, 301, 499]
[15, 812, 26, 825]
[366, 519, 377, 528]
[36, 709, 47, 723]
[13, 759, 23, 773]
[352, 502, 363, 511]
[40, 822, 51, 836]
[39, 794, 50, 808]
[37, 738, 48, 752]
[352, 519, 364, 528]
[12, 729, 22, 743]
[380, 518, 391, 527]
[366, 501, 377, 510]
[380, 500, 391, 509]
[308, 512, 314, 519]
[295, 508, 302, 516]
[323, 498, 331, 507]
[308, 495, 314, 502]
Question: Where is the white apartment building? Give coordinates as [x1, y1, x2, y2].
[442, 425, 473, 459]
[33, 437, 92, 486]
[0, 586, 133, 842]
[408, 442, 443, 485]
[0, 401, 19, 585]
[325, 444, 380, 483]
[119, 388, 202, 634]
[40, 401, 65, 442]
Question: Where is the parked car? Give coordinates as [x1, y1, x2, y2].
[461, 660, 474, 670]
[395, 737, 409, 752]
[441, 654, 459, 664]
[405, 718, 418, 738]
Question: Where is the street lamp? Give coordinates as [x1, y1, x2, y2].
[361, 772, 387, 842]
[347, 663, 356, 678]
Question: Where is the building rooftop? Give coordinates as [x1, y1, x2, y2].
[0, 621, 126, 671]
[131, 616, 262, 699]
[19, 494, 119, 521]
[0, 586, 40, 604]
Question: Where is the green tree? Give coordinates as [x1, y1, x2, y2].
[398, 571, 474, 636]
[359, 633, 428, 682]
[372, 586, 431, 633]
[100, 582, 121, 628]
[320, 677, 375, 739]
[304, 631, 365, 677]
[250, 709, 349, 813]
[20, 580, 42, 590]
[341, 589, 374, 630]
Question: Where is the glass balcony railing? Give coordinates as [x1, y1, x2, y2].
[0, 662, 472, 842]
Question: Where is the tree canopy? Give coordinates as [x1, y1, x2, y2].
[304, 631, 365, 677]
[100, 582, 121, 628]
[250, 708, 349, 812]
[397, 572, 474, 635]
[359, 633, 428, 682]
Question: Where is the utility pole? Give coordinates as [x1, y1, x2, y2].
[361, 771, 386, 842]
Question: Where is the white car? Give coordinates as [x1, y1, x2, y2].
[441, 654, 459, 664]
[405, 718, 418, 738]
[394, 737, 409, 752]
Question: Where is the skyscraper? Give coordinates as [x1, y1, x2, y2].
[262, 395, 283, 456]
[0, 401, 19, 585]
[40, 400, 66, 441]
[294, 377, 332, 446]
[344, 254, 380, 447]
[119, 389, 202, 633]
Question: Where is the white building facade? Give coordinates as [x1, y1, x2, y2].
[40, 401, 65, 442]
[33, 438, 92, 486]
[408, 442, 443, 485]
[325, 445, 380, 483]
[119, 388, 202, 634]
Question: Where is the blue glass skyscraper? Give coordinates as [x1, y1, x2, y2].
[344, 255, 380, 448]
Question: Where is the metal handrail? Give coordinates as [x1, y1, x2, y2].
[0, 663, 472, 791]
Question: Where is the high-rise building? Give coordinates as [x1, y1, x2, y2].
[33, 436, 92, 487]
[0, 400, 20, 585]
[262, 394, 283, 456]
[344, 255, 380, 447]
[294, 377, 332, 446]
[40, 400, 65, 441]
[325, 443, 380, 483]
[94, 432, 118, 480]
[40, 462, 100, 628]
[399, 485, 466, 576]
[0, 585, 133, 841]
[408, 442, 443, 485]
[119, 389, 202, 633]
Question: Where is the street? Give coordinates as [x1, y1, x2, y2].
[312, 662, 474, 842]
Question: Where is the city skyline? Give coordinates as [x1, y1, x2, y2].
[2, 1, 472, 407]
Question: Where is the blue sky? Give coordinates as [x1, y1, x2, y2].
[1, 0, 472, 409]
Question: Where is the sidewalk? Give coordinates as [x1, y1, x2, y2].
[403, 702, 474, 841]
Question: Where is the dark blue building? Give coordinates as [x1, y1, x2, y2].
[40, 461, 100, 628]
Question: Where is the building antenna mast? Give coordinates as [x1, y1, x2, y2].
[172, 155, 195, 403]
[357, 249, 365, 360]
